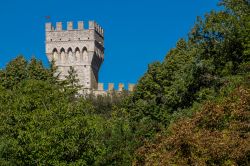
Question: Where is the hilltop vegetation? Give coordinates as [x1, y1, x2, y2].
[0, 0, 249, 165]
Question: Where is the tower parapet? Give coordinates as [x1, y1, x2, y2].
[45, 21, 104, 37]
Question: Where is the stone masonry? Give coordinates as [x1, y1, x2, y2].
[45, 21, 134, 94]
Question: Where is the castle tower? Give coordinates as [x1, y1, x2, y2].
[45, 21, 104, 91]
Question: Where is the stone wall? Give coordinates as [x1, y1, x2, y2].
[45, 21, 104, 90]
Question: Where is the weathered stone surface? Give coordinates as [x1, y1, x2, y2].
[45, 21, 104, 90]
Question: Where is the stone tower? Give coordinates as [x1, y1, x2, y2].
[45, 21, 104, 91]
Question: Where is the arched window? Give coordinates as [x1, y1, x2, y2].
[82, 47, 88, 62]
[52, 48, 58, 61]
[75, 47, 80, 62]
[68, 48, 73, 63]
[60, 48, 66, 63]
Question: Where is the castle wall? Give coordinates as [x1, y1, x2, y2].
[92, 83, 136, 96]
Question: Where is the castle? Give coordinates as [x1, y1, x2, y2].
[45, 21, 135, 95]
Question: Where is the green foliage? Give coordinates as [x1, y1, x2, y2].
[65, 66, 80, 89]
[27, 57, 48, 80]
[0, 56, 28, 89]
[0, 79, 106, 165]
[97, 107, 134, 165]
[64, 66, 83, 99]
[87, 90, 130, 116]
[0, 56, 60, 90]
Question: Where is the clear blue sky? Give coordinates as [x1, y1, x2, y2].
[0, 0, 220, 88]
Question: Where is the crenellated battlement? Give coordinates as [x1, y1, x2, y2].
[45, 21, 104, 37]
[94, 83, 135, 93]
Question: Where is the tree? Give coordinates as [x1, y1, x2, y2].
[135, 84, 250, 165]
[125, 0, 250, 126]
[27, 57, 48, 81]
[64, 66, 82, 96]
[0, 56, 58, 89]
[0, 56, 27, 89]
[0, 79, 106, 165]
